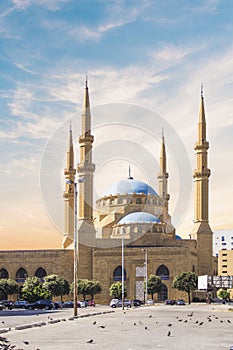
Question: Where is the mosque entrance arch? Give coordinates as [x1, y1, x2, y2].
[158, 283, 168, 301]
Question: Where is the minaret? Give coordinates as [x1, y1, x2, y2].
[77, 78, 95, 223]
[157, 130, 170, 222]
[63, 122, 76, 248]
[191, 86, 213, 275]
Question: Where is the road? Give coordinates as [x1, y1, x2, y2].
[0, 303, 233, 349]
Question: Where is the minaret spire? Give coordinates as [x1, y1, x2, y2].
[77, 79, 95, 223]
[157, 130, 170, 222]
[191, 87, 213, 275]
[63, 122, 76, 248]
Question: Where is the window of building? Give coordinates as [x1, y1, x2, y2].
[34, 267, 47, 278]
[16, 268, 28, 280]
[222, 243, 227, 246]
[222, 259, 227, 262]
[222, 265, 227, 268]
[221, 236, 225, 241]
[0, 268, 9, 279]
[222, 271, 227, 274]
[222, 253, 227, 256]
[156, 265, 169, 280]
[136, 198, 142, 204]
[113, 266, 126, 281]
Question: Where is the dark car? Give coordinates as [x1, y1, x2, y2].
[176, 299, 185, 305]
[25, 299, 53, 310]
[132, 299, 143, 306]
[0, 300, 14, 310]
[14, 300, 28, 309]
[165, 299, 176, 305]
[0, 303, 5, 310]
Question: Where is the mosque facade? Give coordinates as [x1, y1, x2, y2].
[0, 82, 217, 303]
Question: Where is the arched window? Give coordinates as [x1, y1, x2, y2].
[34, 267, 47, 278]
[117, 197, 123, 204]
[16, 268, 28, 280]
[156, 265, 169, 280]
[158, 284, 168, 301]
[136, 198, 142, 204]
[0, 268, 9, 279]
[113, 265, 126, 281]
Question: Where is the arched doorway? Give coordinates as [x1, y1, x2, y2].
[158, 283, 168, 301]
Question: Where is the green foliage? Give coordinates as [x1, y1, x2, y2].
[70, 279, 102, 300]
[217, 289, 230, 300]
[0, 278, 18, 298]
[146, 275, 163, 299]
[109, 282, 127, 299]
[43, 274, 70, 301]
[172, 272, 198, 304]
[21, 277, 50, 303]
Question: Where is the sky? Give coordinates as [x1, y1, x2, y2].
[0, 0, 233, 250]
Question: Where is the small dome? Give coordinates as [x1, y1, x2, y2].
[175, 235, 182, 240]
[102, 178, 158, 197]
[118, 212, 160, 225]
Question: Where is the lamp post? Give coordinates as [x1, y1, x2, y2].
[73, 181, 78, 317]
[66, 177, 85, 317]
[121, 227, 125, 310]
[145, 249, 148, 303]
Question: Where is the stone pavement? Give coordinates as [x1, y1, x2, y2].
[1, 304, 233, 349]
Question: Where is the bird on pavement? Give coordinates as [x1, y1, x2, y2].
[167, 330, 171, 336]
[93, 321, 96, 325]
[167, 323, 172, 327]
[23, 341, 29, 345]
[87, 339, 93, 344]
[99, 325, 106, 329]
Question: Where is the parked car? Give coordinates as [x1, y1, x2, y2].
[25, 299, 53, 310]
[132, 299, 143, 306]
[62, 301, 74, 308]
[0, 303, 5, 310]
[176, 299, 185, 305]
[145, 299, 155, 305]
[79, 301, 88, 307]
[110, 299, 132, 308]
[165, 299, 176, 305]
[14, 300, 28, 309]
[0, 300, 14, 310]
[87, 300, 95, 307]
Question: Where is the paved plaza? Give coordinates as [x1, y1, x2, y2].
[0, 304, 233, 349]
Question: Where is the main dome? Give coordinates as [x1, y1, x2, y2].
[102, 178, 158, 197]
[118, 212, 161, 225]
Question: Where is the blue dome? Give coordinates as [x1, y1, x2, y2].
[175, 235, 182, 240]
[103, 179, 158, 197]
[118, 212, 160, 225]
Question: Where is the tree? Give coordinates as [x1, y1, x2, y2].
[0, 278, 18, 299]
[172, 272, 198, 304]
[217, 289, 230, 302]
[87, 280, 102, 300]
[21, 277, 50, 303]
[43, 275, 70, 302]
[109, 282, 127, 299]
[146, 275, 163, 299]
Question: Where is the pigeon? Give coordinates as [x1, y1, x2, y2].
[23, 341, 29, 345]
[167, 330, 171, 336]
[184, 320, 188, 323]
[167, 323, 172, 327]
[145, 326, 148, 330]
[93, 321, 96, 325]
[99, 325, 105, 329]
[1, 321, 4, 324]
[195, 321, 199, 324]
[227, 320, 231, 323]
[87, 339, 94, 344]
[133, 322, 136, 326]
[199, 322, 204, 326]
[149, 315, 152, 318]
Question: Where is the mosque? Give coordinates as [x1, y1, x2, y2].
[0, 82, 217, 303]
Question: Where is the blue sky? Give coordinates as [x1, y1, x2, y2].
[0, 0, 233, 249]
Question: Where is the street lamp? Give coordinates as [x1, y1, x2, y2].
[66, 176, 85, 317]
[121, 227, 125, 310]
[144, 249, 148, 303]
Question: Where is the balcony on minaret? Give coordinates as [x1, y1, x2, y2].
[193, 168, 211, 178]
[194, 141, 209, 150]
